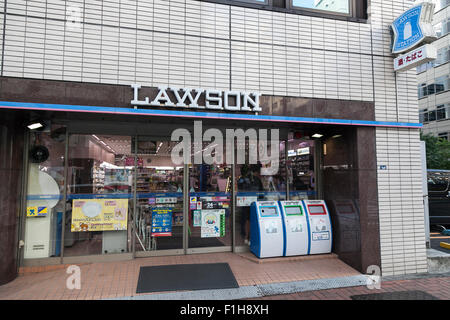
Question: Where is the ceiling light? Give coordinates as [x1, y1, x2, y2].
[27, 122, 44, 130]
[332, 134, 342, 139]
[312, 133, 323, 138]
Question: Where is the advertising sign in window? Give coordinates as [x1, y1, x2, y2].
[201, 209, 226, 238]
[71, 199, 128, 232]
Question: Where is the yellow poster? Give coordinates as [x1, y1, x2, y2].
[71, 199, 128, 232]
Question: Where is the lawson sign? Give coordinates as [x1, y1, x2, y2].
[391, 1, 436, 55]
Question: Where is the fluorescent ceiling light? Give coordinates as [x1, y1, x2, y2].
[332, 134, 342, 138]
[312, 133, 323, 138]
[27, 122, 44, 130]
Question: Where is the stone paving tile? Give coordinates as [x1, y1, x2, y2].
[252, 276, 450, 300]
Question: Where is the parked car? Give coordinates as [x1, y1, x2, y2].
[427, 170, 450, 227]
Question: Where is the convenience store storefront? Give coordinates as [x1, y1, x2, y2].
[0, 78, 422, 284]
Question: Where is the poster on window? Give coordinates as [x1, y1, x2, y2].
[201, 209, 225, 238]
[71, 199, 128, 232]
[151, 207, 173, 237]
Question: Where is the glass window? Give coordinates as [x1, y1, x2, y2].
[435, 76, 449, 93]
[429, 109, 437, 122]
[232, 0, 268, 3]
[435, 46, 448, 67]
[427, 83, 436, 95]
[446, 18, 450, 36]
[419, 109, 428, 123]
[424, 109, 430, 122]
[434, 21, 443, 37]
[418, 83, 427, 98]
[291, 0, 350, 15]
[417, 61, 434, 73]
[417, 63, 427, 74]
[437, 105, 447, 120]
[65, 134, 134, 257]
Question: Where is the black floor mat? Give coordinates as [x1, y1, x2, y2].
[351, 291, 439, 300]
[136, 263, 239, 293]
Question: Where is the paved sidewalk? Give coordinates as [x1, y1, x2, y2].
[252, 273, 450, 300]
[0, 252, 359, 300]
[2, 251, 449, 300]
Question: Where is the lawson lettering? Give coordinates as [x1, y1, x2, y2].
[131, 84, 262, 113]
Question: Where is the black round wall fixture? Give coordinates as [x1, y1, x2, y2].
[29, 145, 50, 163]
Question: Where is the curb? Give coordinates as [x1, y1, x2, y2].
[105, 275, 368, 300]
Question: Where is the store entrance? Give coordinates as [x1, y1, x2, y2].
[23, 118, 320, 262]
[133, 137, 185, 255]
[187, 147, 233, 253]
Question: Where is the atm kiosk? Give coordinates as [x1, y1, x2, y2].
[329, 200, 360, 253]
[302, 200, 332, 254]
[278, 200, 309, 256]
[250, 201, 284, 258]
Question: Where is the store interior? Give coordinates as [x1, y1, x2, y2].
[24, 126, 320, 259]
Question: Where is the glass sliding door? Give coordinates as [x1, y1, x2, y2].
[187, 162, 232, 253]
[133, 137, 184, 255]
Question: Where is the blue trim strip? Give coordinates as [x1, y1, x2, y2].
[301, 200, 312, 255]
[278, 201, 288, 257]
[27, 191, 313, 201]
[27, 192, 186, 200]
[0, 101, 423, 128]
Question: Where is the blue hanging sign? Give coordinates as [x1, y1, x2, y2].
[391, 2, 436, 54]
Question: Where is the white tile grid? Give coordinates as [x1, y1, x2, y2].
[0, 0, 398, 103]
[376, 127, 428, 276]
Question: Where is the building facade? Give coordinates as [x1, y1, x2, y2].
[0, 0, 428, 286]
[418, 0, 450, 140]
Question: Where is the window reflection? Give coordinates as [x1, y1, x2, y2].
[292, 0, 350, 14]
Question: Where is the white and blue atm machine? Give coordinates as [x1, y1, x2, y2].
[278, 200, 310, 256]
[250, 201, 284, 258]
[303, 200, 333, 254]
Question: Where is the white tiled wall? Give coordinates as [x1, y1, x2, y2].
[1, 0, 376, 101]
[0, 0, 428, 275]
[371, 0, 428, 276]
[375, 127, 428, 276]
